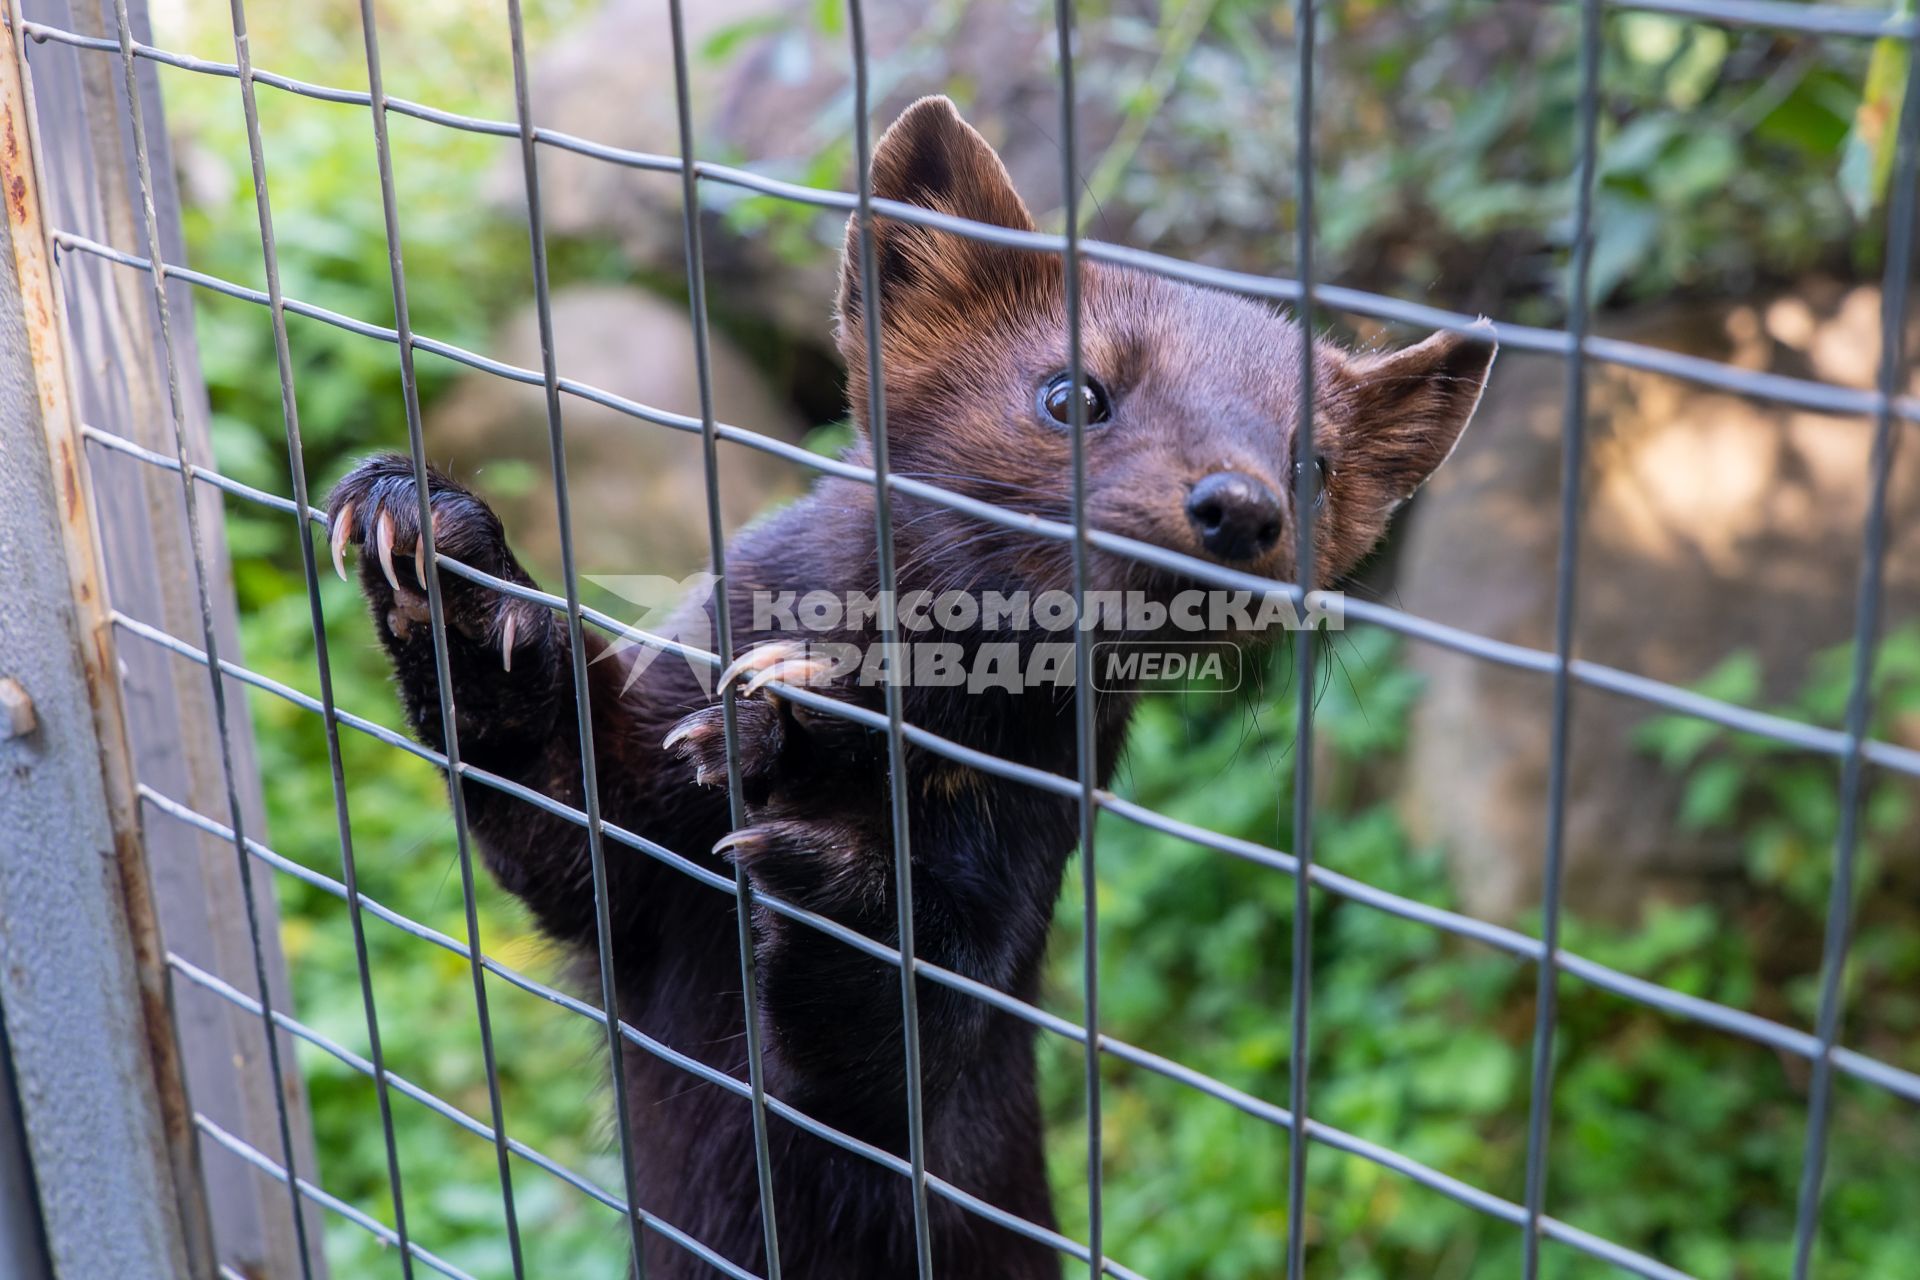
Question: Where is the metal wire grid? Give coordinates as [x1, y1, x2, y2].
[101, 0, 317, 1271]
[7, 0, 1920, 1276]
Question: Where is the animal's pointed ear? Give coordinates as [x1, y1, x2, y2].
[836, 96, 1051, 354]
[1334, 325, 1497, 507]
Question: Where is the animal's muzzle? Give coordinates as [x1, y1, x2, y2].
[1185, 471, 1282, 562]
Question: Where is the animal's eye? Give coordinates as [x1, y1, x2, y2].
[1038, 372, 1113, 427]
[1292, 455, 1329, 511]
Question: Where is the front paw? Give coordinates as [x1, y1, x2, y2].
[663, 640, 869, 798]
[715, 815, 889, 913]
[326, 454, 542, 670]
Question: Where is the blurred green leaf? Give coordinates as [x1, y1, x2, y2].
[1678, 756, 1744, 831]
[1840, 22, 1911, 219]
[700, 14, 787, 63]
[1585, 196, 1661, 305]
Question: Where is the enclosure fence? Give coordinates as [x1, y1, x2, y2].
[3, 0, 1919, 1276]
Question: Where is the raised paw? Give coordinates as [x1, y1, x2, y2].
[325, 454, 542, 670]
[663, 640, 871, 800]
[663, 696, 788, 790]
[712, 816, 887, 911]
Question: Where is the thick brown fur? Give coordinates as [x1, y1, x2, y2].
[327, 96, 1493, 1279]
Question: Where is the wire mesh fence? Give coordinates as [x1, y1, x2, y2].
[6, 0, 1920, 1277]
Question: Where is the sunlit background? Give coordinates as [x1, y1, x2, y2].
[143, 0, 1919, 1275]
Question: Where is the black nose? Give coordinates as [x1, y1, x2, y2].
[1186, 471, 1283, 562]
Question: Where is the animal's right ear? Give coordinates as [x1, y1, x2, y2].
[836, 96, 1053, 357]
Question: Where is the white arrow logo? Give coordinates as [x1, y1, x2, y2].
[584, 572, 722, 695]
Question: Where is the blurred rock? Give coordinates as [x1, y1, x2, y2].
[495, 0, 777, 263]
[503, 0, 1123, 340]
[1394, 281, 1920, 922]
[705, 2, 1091, 222]
[426, 284, 806, 583]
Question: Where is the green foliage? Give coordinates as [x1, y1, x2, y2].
[1839, 12, 1914, 220]
[1037, 625, 1920, 1279]
[1635, 626, 1920, 916]
[1334, 3, 1878, 309]
[705, 1, 1885, 316]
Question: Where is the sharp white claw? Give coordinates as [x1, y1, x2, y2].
[744, 659, 825, 698]
[713, 829, 759, 858]
[742, 664, 784, 698]
[375, 510, 401, 591]
[330, 501, 354, 581]
[501, 611, 517, 672]
[717, 648, 768, 693]
[718, 640, 809, 695]
[414, 510, 439, 591]
[661, 720, 699, 753]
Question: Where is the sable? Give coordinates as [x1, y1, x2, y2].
[328, 95, 1493, 1279]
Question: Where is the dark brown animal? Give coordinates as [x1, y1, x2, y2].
[328, 96, 1493, 1279]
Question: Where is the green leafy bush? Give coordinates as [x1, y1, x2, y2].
[1040, 624, 1920, 1279]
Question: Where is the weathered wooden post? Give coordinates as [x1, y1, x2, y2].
[2, 0, 325, 1274]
